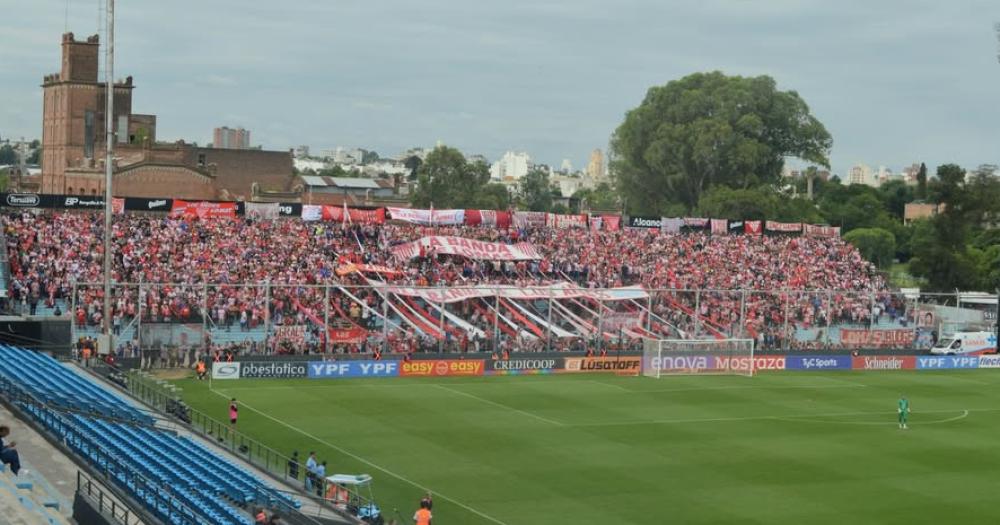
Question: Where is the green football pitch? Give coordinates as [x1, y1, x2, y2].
[173, 371, 1000, 524]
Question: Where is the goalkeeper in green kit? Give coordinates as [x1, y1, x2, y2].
[898, 395, 910, 429]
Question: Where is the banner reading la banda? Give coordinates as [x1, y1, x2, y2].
[392, 236, 542, 261]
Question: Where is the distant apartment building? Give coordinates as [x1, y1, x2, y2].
[901, 163, 921, 185]
[213, 126, 250, 150]
[490, 151, 531, 182]
[586, 149, 605, 179]
[848, 163, 875, 187]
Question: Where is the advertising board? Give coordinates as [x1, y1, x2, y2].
[307, 361, 399, 379]
[211, 361, 241, 380]
[978, 355, 1000, 368]
[851, 356, 916, 370]
[486, 358, 561, 375]
[785, 355, 852, 370]
[563, 356, 642, 373]
[916, 356, 980, 370]
[399, 359, 485, 377]
[238, 361, 309, 378]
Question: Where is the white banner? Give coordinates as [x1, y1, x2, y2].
[376, 279, 648, 304]
[391, 236, 542, 261]
[387, 207, 464, 225]
[301, 205, 323, 222]
[546, 213, 587, 229]
[211, 361, 241, 380]
[245, 202, 280, 220]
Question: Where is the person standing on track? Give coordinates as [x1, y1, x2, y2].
[413, 500, 432, 525]
[229, 398, 239, 430]
[898, 395, 910, 429]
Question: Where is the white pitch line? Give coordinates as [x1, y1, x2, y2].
[432, 384, 566, 426]
[773, 409, 971, 426]
[571, 407, 1000, 428]
[210, 389, 511, 525]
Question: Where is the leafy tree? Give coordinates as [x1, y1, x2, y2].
[403, 155, 422, 181]
[410, 146, 490, 208]
[573, 182, 620, 212]
[0, 145, 16, 165]
[696, 186, 776, 220]
[843, 228, 896, 268]
[908, 164, 1000, 290]
[470, 183, 512, 210]
[362, 150, 380, 164]
[915, 162, 928, 200]
[877, 179, 915, 220]
[610, 71, 832, 213]
[317, 165, 348, 178]
[519, 168, 554, 211]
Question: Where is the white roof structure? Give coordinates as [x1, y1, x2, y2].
[325, 474, 373, 486]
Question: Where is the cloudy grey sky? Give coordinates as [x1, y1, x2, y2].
[1, 0, 998, 174]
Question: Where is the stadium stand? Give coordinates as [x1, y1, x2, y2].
[0, 344, 300, 525]
[0, 462, 72, 525]
[3, 211, 913, 353]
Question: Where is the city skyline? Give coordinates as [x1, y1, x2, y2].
[1, 0, 999, 176]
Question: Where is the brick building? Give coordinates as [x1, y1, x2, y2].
[40, 33, 293, 200]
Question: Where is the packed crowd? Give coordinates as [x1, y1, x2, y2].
[3, 211, 909, 353]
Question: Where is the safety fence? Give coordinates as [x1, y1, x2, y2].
[64, 283, 997, 357]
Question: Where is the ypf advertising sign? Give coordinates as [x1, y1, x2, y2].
[916, 356, 980, 370]
[399, 359, 485, 377]
[308, 361, 399, 379]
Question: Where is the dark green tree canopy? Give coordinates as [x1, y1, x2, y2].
[611, 72, 832, 214]
[410, 146, 491, 209]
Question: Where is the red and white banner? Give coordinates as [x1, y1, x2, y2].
[378, 279, 648, 304]
[602, 312, 643, 331]
[840, 329, 915, 347]
[766, 221, 802, 233]
[323, 206, 386, 224]
[391, 236, 542, 261]
[744, 220, 763, 235]
[711, 219, 728, 235]
[601, 215, 621, 231]
[512, 211, 547, 228]
[169, 200, 237, 219]
[274, 325, 307, 346]
[387, 207, 464, 225]
[328, 326, 367, 344]
[804, 224, 841, 238]
[546, 213, 587, 229]
[683, 217, 709, 228]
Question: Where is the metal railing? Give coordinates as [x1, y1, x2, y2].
[61, 282, 997, 354]
[125, 370, 366, 524]
[76, 470, 145, 525]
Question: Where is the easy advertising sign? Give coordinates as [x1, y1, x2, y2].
[307, 361, 399, 379]
[399, 359, 485, 377]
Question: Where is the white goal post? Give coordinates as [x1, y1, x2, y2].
[642, 338, 755, 378]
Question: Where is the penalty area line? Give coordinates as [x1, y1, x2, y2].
[209, 389, 512, 525]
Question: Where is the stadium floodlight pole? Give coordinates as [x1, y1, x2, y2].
[102, 0, 115, 351]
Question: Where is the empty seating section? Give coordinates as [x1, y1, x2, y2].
[0, 345, 299, 525]
[0, 463, 71, 525]
[0, 344, 151, 424]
